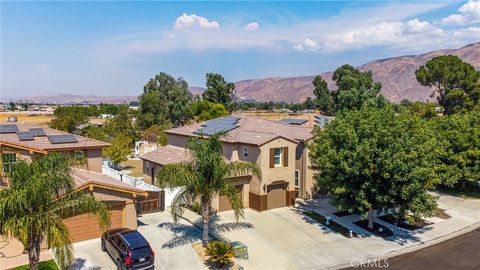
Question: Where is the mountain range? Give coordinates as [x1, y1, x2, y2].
[2, 42, 479, 104]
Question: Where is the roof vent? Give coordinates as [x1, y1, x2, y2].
[7, 116, 17, 122]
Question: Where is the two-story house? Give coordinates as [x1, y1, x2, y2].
[0, 121, 146, 242]
[141, 115, 316, 212]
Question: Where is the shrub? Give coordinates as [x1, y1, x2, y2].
[205, 241, 234, 268]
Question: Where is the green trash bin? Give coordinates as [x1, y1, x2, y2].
[231, 241, 248, 259]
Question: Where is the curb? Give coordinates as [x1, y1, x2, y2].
[330, 220, 480, 270]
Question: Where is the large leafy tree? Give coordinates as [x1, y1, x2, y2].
[105, 134, 133, 169]
[416, 55, 480, 115]
[0, 154, 110, 269]
[202, 73, 236, 110]
[139, 72, 193, 128]
[312, 75, 332, 114]
[309, 106, 439, 229]
[432, 112, 480, 188]
[331, 64, 383, 112]
[190, 100, 230, 121]
[158, 134, 261, 246]
[103, 105, 138, 140]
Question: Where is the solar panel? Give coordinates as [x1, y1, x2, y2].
[194, 116, 240, 136]
[17, 131, 35, 141]
[0, 124, 19, 134]
[47, 134, 78, 144]
[279, 118, 308, 125]
[29, 128, 46, 137]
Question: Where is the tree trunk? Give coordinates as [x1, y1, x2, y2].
[201, 195, 211, 247]
[28, 235, 41, 270]
[368, 208, 374, 230]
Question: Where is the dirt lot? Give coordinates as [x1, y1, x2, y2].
[0, 112, 53, 126]
[120, 159, 144, 177]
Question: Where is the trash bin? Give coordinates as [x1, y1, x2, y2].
[231, 241, 248, 259]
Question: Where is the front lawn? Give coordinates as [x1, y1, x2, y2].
[14, 260, 59, 270]
[304, 211, 357, 238]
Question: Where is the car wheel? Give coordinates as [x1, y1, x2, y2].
[101, 239, 106, 252]
[116, 260, 123, 270]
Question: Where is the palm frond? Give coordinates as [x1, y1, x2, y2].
[225, 161, 262, 180]
[158, 162, 198, 188]
[170, 187, 197, 223]
[220, 184, 244, 221]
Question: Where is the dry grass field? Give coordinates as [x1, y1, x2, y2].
[0, 112, 53, 126]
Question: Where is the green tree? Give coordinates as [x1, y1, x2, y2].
[331, 64, 383, 112]
[432, 112, 480, 188]
[202, 73, 236, 109]
[303, 97, 315, 110]
[416, 55, 480, 115]
[105, 134, 133, 169]
[50, 107, 89, 133]
[158, 134, 261, 246]
[313, 75, 332, 114]
[139, 72, 193, 128]
[190, 100, 230, 121]
[103, 105, 137, 140]
[0, 154, 110, 270]
[401, 101, 438, 119]
[142, 123, 172, 146]
[309, 106, 439, 229]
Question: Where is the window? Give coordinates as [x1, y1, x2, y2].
[73, 150, 85, 159]
[1, 153, 16, 174]
[274, 148, 283, 166]
[295, 170, 300, 188]
[145, 161, 150, 173]
[243, 147, 249, 158]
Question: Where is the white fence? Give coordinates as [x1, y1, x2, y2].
[102, 164, 160, 192]
[101, 163, 182, 207]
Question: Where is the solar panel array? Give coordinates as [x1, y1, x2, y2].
[194, 116, 241, 136]
[47, 134, 78, 144]
[29, 128, 47, 137]
[17, 131, 35, 141]
[0, 124, 19, 134]
[314, 115, 332, 128]
[279, 118, 308, 125]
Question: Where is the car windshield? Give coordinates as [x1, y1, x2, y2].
[130, 246, 151, 259]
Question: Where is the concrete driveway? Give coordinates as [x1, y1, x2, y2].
[72, 211, 204, 270]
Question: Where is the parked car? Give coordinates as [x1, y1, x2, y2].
[101, 228, 155, 270]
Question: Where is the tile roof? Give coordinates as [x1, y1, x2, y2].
[71, 168, 145, 195]
[0, 122, 109, 152]
[165, 115, 315, 146]
[140, 145, 192, 165]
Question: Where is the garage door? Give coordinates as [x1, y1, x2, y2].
[219, 185, 243, 212]
[63, 202, 124, 242]
[267, 184, 286, 209]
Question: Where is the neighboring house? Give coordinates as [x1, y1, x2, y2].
[141, 115, 317, 212]
[0, 121, 147, 242]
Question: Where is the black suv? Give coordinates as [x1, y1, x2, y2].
[101, 228, 155, 270]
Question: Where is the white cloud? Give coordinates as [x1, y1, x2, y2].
[243, 22, 259, 31]
[406, 19, 436, 33]
[293, 38, 321, 52]
[173, 13, 220, 30]
[442, 0, 480, 24]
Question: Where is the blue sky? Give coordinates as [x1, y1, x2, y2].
[1, 1, 479, 97]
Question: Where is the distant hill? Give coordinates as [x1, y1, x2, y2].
[233, 42, 480, 103]
[2, 42, 478, 104]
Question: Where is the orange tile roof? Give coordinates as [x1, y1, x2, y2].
[0, 122, 109, 152]
[165, 115, 315, 146]
[140, 145, 192, 165]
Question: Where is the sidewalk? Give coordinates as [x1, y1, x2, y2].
[0, 236, 52, 269]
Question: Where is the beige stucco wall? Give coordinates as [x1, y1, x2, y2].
[92, 187, 138, 230]
[86, 148, 103, 173]
[166, 134, 189, 148]
[256, 138, 297, 195]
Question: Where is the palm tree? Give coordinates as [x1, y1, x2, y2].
[159, 133, 261, 246]
[0, 154, 110, 270]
